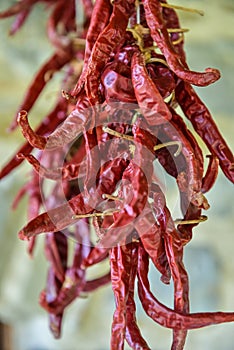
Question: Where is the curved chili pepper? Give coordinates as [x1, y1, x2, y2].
[71, 0, 112, 98]
[18, 191, 93, 240]
[201, 155, 219, 193]
[0, 0, 36, 19]
[175, 80, 234, 183]
[125, 242, 151, 350]
[137, 244, 234, 329]
[83, 272, 111, 292]
[142, 0, 220, 86]
[9, 50, 72, 131]
[131, 50, 172, 125]
[17, 92, 90, 150]
[17, 140, 86, 181]
[110, 242, 131, 350]
[85, 0, 136, 104]
[160, 1, 186, 59]
[47, 0, 75, 50]
[0, 98, 68, 180]
[159, 108, 208, 210]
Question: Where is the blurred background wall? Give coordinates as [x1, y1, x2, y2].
[0, 0, 234, 349]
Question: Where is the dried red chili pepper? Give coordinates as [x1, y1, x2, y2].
[131, 50, 172, 125]
[85, 0, 136, 104]
[175, 80, 234, 183]
[1, 1, 234, 349]
[142, 0, 220, 86]
[201, 155, 219, 193]
[17, 91, 90, 150]
[0, 97, 68, 179]
[125, 241, 150, 350]
[71, 0, 112, 98]
[152, 184, 189, 349]
[110, 242, 131, 350]
[137, 244, 234, 329]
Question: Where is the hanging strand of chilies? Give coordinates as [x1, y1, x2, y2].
[1, 0, 234, 349]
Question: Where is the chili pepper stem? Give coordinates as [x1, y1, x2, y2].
[154, 141, 182, 157]
[174, 215, 207, 225]
[72, 210, 120, 220]
[102, 126, 134, 141]
[160, 3, 204, 16]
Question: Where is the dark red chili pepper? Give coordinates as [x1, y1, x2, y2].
[83, 272, 111, 292]
[137, 244, 234, 329]
[131, 50, 172, 125]
[202, 155, 219, 193]
[40, 220, 90, 315]
[175, 80, 234, 183]
[17, 140, 86, 181]
[85, 0, 136, 104]
[0, 97, 68, 180]
[44, 267, 64, 338]
[142, 0, 220, 86]
[71, 0, 112, 98]
[9, 50, 72, 131]
[8, 8, 31, 35]
[18, 191, 94, 240]
[47, 1, 75, 50]
[0, 0, 36, 19]
[44, 231, 68, 283]
[158, 108, 208, 210]
[110, 242, 131, 350]
[160, 1, 186, 59]
[135, 205, 171, 284]
[17, 91, 90, 150]
[146, 61, 176, 99]
[2, 1, 234, 348]
[125, 241, 151, 350]
[101, 67, 136, 103]
[153, 185, 189, 350]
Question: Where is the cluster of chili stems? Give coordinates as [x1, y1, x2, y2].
[1, 0, 234, 349]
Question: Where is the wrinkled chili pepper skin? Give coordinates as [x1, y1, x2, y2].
[101, 67, 136, 103]
[142, 0, 220, 87]
[201, 155, 219, 193]
[137, 244, 234, 330]
[147, 62, 176, 99]
[85, 0, 136, 104]
[125, 242, 151, 350]
[0, 98, 68, 179]
[2, 0, 234, 348]
[175, 80, 234, 183]
[18, 191, 94, 240]
[71, 0, 112, 97]
[131, 50, 172, 125]
[110, 243, 131, 350]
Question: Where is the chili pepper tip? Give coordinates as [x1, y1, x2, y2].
[18, 230, 29, 241]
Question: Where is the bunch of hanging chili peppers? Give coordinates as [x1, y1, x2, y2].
[1, 0, 234, 349]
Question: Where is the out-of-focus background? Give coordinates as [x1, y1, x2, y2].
[0, 0, 234, 349]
